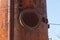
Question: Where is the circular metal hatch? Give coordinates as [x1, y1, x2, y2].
[19, 9, 41, 28]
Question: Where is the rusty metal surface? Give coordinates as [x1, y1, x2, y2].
[0, 0, 9, 40]
[12, 0, 49, 40]
[0, 0, 48, 40]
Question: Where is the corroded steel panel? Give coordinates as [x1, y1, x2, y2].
[10, 0, 49, 40]
[0, 0, 48, 40]
[0, 0, 9, 40]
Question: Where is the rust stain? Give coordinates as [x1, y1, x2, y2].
[0, 0, 8, 40]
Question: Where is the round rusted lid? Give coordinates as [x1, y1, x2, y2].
[19, 9, 41, 29]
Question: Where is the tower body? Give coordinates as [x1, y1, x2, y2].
[0, 0, 48, 40]
[10, 0, 48, 40]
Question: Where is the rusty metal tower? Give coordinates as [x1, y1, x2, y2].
[0, 0, 49, 40]
[10, 0, 49, 40]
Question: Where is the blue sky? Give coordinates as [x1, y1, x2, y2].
[46, 0, 60, 40]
